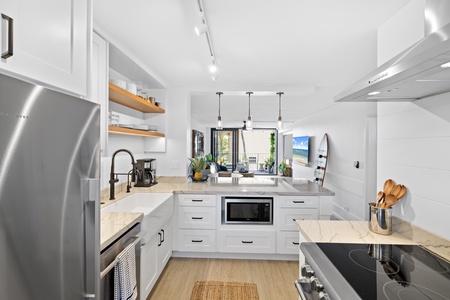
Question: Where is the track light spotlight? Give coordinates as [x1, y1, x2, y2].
[194, 22, 207, 36]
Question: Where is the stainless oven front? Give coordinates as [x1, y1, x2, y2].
[222, 196, 273, 224]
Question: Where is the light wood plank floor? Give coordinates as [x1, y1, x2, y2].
[147, 258, 299, 300]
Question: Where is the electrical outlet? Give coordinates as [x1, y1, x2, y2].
[171, 160, 180, 169]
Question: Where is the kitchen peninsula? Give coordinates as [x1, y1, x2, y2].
[101, 177, 334, 258]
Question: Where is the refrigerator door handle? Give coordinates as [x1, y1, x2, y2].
[87, 178, 100, 204]
[82, 178, 100, 299]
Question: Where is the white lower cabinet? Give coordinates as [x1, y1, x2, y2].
[277, 231, 300, 254]
[276, 196, 319, 255]
[177, 229, 216, 252]
[218, 230, 276, 254]
[175, 194, 217, 253]
[140, 235, 158, 299]
[140, 219, 172, 300]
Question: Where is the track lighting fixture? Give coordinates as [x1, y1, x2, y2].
[216, 92, 223, 130]
[195, 0, 218, 81]
[246, 92, 253, 130]
[194, 21, 207, 36]
[277, 92, 284, 130]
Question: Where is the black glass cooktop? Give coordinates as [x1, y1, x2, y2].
[315, 243, 450, 300]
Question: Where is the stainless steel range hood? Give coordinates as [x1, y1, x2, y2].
[335, 0, 450, 102]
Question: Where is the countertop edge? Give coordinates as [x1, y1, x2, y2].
[100, 212, 143, 251]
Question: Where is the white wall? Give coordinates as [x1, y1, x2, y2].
[377, 95, 450, 240]
[377, 0, 450, 240]
[293, 101, 377, 220]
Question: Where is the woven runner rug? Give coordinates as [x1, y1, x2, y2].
[190, 281, 259, 300]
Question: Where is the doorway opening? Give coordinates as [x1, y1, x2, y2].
[211, 128, 278, 175]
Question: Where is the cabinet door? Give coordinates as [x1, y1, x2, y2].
[140, 236, 158, 300]
[178, 206, 216, 229]
[218, 230, 276, 254]
[157, 221, 172, 272]
[277, 231, 300, 254]
[177, 229, 216, 252]
[0, 0, 89, 96]
[90, 32, 108, 156]
[178, 194, 216, 207]
[278, 208, 319, 231]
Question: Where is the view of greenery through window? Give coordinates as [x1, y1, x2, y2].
[212, 129, 277, 175]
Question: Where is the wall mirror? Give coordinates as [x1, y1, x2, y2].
[314, 133, 329, 186]
[192, 130, 204, 157]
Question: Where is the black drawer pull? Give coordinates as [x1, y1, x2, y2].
[292, 242, 300, 245]
[158, 232, 162, 247]
[241, 241, 253, 244]
[192, 199, 203, 202]
[293, 200, 305, 204]
[293, 218, 296, 222]
[192, 240, 203, 243]
[161, 229, 165, 242]
[192, 217, 203, 220]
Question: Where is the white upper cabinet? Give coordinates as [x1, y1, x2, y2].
[0, 0, 89, 97]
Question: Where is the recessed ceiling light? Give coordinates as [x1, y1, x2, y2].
[368, 91, 380, 96]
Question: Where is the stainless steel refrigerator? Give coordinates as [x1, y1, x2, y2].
[0, 73, 100, 299]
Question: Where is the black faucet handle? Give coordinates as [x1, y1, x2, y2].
[109, 178, 119, 184]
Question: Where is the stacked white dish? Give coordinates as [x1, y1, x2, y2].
[110, 79, 126, 90]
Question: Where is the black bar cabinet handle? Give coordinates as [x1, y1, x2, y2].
[241, 241, 253, 244]
[1, 14, 13, 59]
[293, 200, 305, 204]
[192, 199, 203, 202]
[192, 240, 203, 243]
[158, 232, 162, 246]
[192, 217, 203, 220]
[292, 242, 300, 245]
[161, 229, 165, 242]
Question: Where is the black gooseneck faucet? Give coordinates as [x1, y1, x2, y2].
[109, 149, 136, 200]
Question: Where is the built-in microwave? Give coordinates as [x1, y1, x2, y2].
[222, 196, 273, 224]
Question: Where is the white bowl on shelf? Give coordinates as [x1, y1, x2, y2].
[126, 82, 137, 95]
[110, 79, 126, 90]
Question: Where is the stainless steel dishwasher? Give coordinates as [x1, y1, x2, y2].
[100, 223, 143, 300]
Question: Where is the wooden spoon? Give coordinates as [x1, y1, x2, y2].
[396, 185, 407, 200]
[383, 194, 397, 208]
[383, 179, 396, 195]
[391, 184, 402, 199]
[376, 191, 385, 207]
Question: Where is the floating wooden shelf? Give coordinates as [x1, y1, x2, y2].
[108, 125, 165, 138]
[108, 83, 165, 113]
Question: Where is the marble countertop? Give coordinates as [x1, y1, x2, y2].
[296, 219, 450, 262]
[108, 176, 335, 197]
[100, 211, 143, 251]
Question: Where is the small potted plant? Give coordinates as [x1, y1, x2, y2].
[278, 161, 287, 176]
[188, 157, 206, 181]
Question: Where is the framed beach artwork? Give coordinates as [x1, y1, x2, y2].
[292, 136, 309, 165]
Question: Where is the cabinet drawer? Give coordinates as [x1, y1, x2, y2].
[278, 196, 319, 208]
[277, 231, 300, 254]
[178, 194, 216, 207]
[218, 230, 276, 254]
[278, 208, 318, 231]
[178, 207, 216, 229]
[177, 229, 216, 252]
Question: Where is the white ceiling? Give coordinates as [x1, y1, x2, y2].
[94, 0, 412, 129]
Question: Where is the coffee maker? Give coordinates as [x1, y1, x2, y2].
[134, 158, 157, 187]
